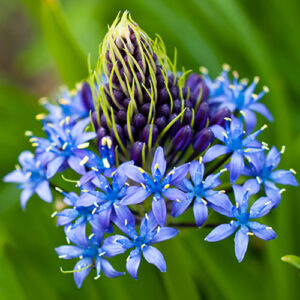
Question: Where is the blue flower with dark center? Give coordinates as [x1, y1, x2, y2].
[38, 82, 95, 124]
[75, 163, 134, 229]
[172, 161, 232, 227]
[203, 116, 266, 182]
[121, 147, 189, 226]
[205, 182, 277, 262]
[3, 151, 52, 209]
[55, 223, 124, 288]
[29, 117, 96, 178]
[243, 146, 298, 207]
[105, 211, 178, 279]
[202, 66, 273, 133]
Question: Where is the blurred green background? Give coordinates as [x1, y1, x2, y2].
[0, 0, 299, 299]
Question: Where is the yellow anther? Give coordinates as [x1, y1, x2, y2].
[145, 213, 149, 220]
[32, 143, 39, 147]
[59, 254, 67, 259]
[279, 188, 286, 194]
[46, 145, 53, 152]
[290, 168, 297, 175]
[220, 168, 227, 173]
[81, 189, 89, 193]
[232, 70, 239, 78]
[247, 232, 254, 236]
[113, 238, 118, 243]
[107, 138, 112, 149]
[253, 76, 260, 83]
[47, 123, 54, 128]
[70, 89, 77, 96]
[99, 251, 106, 257]
[199, 156, 203, 163]
[101, 137, 107, 146]
[200, 66, 208, 74]
[94, 275, 101, 280]
[246, 188, 251, 192]
[141, 244, 146, 249]
[236, 202, 239, 208]
[141, 183, 146, 189]
[67, 225, 72, 233]
[164, 184, 170, 190]
[25, 172, 32, 178]
[114, 204, 119, 208]
[222, 132, 228, 138]
[66, 237, 70, 244]
[240, 110, 246, 117]
[124, 219, 128, 226]
[91, 167, 99, 172]
[154, 163, 159, 170]
[202, 199, 208, 205]
[51, 211, 57, 218]
[281, 145, 286, 154]
[222, 63, 231, 71]
[25, 130, 33, 136]
[58, 98, 70, 105]
[224, 117, 232, 122]
[77, 142, 90, 149]
[88, 233, 94, 239]
[103, 158, 110, 168]
[35, 113, 46, 120]
[176, 199, 181, 203]
[92, 207, 97, 215]
[256, 176, 262, 184]
[38, 97, 48, 105]
[80, 156, 89, 166]
[261, 124, 268, 131]
[59, 119, 65, 127]
[93, 202, 99, 208]
[29, 137, 38, 142]
[217, 76, 225, 82]
[157, 226, 161, 233]
[62, 142, 68, 150]
[230, 220, 234, 225]
[265, 201, 272, 206]
[65, 116, 70, 125]
[263, 86, 269, 93]
[240, 78, 249, 85]
[138, 167, 145, 173]
[266, 227, 272, 230]
[55, 187, 63, 193]
[252, 93, 258, 99]
[262, 145, 269, 150]
[229, 84, 234, 90]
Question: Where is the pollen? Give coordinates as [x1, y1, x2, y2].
[164, 184, 170, 190]
[77, 142, 90, 149]
[80, 156, 89, 166]
[103, 158, 110, 168]
[35, 113, 46, 120]
[138, 167, 145, 173]
[154, 163, 159, 170]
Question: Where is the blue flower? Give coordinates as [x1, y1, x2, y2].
[3, 151, 52, 209]
[75, 163, 134, 229]
[202, 66, 273, 132]
[121, 147, 189, 225]
[172, 161, 232, 227]
[39, 82, 95, 124]
[203, 116, 266, 182]
[55, 223, 124, 288]
[79, 136, 115, 186]
[205, 182, 277, 262]
[243, 146, 298, 207]
[30, 117, 96, 178]
[106, 211, 178, 279]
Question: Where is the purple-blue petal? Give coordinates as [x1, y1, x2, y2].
[234, 226, 249, 263]
[203, 145, 231, 163]
[73, 257, 92, 288]
[205, 222, 238, 242]
[150, 227, 178, 244]
[126, 250, 141, 279]
[142, 245, 166, 272]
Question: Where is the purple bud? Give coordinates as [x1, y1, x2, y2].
[194, 102, 210, 131]
[211, 107, 231, 127]
[113, 90, 125, 105]
[133, 113, 146, 128]
[110, 124, 125, 145]
[141, 124, 159, 146]
[157, 88, 169, 104]
[123, 98, 131, 108]
[186, 73, 202, 89]
[155, 116, 167, 130]
[81, 82, 94, 111]
[157, 75, 165, 89]
[157, 104, 170, 117]
[171, 86, 179, 99]
[183, 109, 193, 125]
[168, 113, 181, 136]
[143, 88, 152, 102]
[100, 114, 109, 129]
[193, 128, 214, 154]
[186, 73, 209, 102]
[92, 111, 99, 131]
[124, 124, 136, 140]
[117, 110, 126, 124]
[173, 99, 182, 114]
[140, 103, 150, 116]
[131, 142, 146, 165]
[173, 125, 193, 151]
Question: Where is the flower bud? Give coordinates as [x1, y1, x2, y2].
[131, 141, 146, 165]
[173, 125, 193, 151]
[194, 102, 210, 131]
[193, 128, 214, 154]
[211, 107, 231, 127]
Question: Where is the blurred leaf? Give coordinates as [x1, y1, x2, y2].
[40, 0, 88, 86]
[281, 255, 300, 270]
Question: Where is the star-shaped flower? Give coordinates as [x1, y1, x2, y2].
[121, 147, 189, 225]
[205, 182, 277, 262]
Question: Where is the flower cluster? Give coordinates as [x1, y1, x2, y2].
[4, 11, 298, 288]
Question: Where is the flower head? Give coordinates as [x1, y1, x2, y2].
[55, 224, 124, 288]
[243, 146, 298, 206]
[3, 151, 52, 209]
[121, 147, 189, 225]
[204, 116, 266, 182]
[205, 182, 277, 262]
[172, 161, 232, 227]
[106, 211, 178, 279]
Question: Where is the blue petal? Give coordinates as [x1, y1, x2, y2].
[151, 147, 166, 178]
[20, 188, 34, 209]
[114, 204, 135, 226]
[35, 180, 52, 203]
[205, 222, 238, 242]
[203, 145, 231, 163]
[55, 245, 84, 259]
[265, 146, 280, 169]
[229, 152, 244, 182]
[163, 188, 187, 201]
[76, 132, 97, 145]
[193, 200, 208, 227]
[169, 163, 190, 185]
[189, 161, 204, 186]
[250, 103, 273, 122]
[68, 156, 86, 175]
[142, 245, 166, 272]
[124, 165, 146, 183]
[243, 109, 257, 133]
[126, 249, 141, 279]
[101, 258, 124, 278]
[73, 257, 92, 288]
[249, 197, 273, 218]
[71, 118, 91, 140]
[152, 195, 167, 226]
[3, 170, 26, 183]
[57, 209, 79, 226]
[243, 179, 261, 195]
[150, 227, 178, 244]
[270, 170, 298, 186]
[171, 195, 193, 217]
[234, 226, 249, 263]
[75, 193, 98, 207]
[102, 235, 129, 256]
[65, 223, 89, 248]
[140, 210, 158, 235]
[205, 192, 233, 217]
[121, 186, 151, 205]
[210, 125, 226, 142]
[47, 156, 65, 179]
[264, 181, 281, 207]
[248, 221, 277, 240]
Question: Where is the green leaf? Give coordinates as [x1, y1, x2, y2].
[40, 0, 88, 86]
[281, 255, 300, 270]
